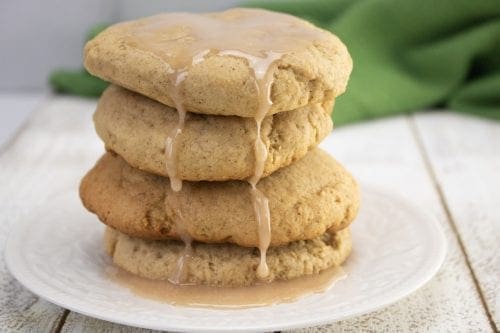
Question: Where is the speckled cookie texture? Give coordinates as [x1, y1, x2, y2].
[84, 8, 352, 117]
[94, 85, 333, 181]
[104, 227, 351, 286]
[80, 149, 359, 247]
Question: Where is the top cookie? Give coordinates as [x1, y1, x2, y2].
[84, 8, 352, 117]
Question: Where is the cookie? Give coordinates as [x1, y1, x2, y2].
[84, 8, 352, 117]
[80, 149, 359, 247]
[104, 227, 351, 287]
[94, 85, 333, 181]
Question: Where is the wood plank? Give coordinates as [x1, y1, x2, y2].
[413, 112, 500, 330]
[0, 97, 100, 332]
[287, 116, 493, 332]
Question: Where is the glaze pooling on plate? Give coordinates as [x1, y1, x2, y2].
[107, 266, 347, 309]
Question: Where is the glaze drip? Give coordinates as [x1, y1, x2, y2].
[243, 51, 282, 278]
[168, 235, 193, 285]
[167, 205, 193, 284]
[164, 70, 188, 192]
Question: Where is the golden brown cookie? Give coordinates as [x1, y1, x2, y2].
[84, 8, 352, 117]
[80, 149, 359, 247]
[105, 227, 351, 287]
[94, 85, 333, 181]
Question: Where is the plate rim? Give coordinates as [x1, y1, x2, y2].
[4, 185, 447, 332]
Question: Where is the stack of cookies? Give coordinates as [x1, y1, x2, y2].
[80, 8, 359, 287]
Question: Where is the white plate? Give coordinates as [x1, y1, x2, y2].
[5, 186, 446, 332]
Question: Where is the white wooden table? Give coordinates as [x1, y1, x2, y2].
[0, 96, 498, 333]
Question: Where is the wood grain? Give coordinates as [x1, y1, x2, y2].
[414, 113, 500, 331]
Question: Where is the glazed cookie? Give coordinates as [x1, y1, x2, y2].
[84, 8, 352, 117]
[80, 149, 359, 247]
[105, 227, 351, 287]
[94, 85, 333, 181]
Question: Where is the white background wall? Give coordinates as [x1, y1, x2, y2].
[0, 0, 243, 91]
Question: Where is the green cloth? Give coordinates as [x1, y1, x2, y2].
[50, 0, 500, 125]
